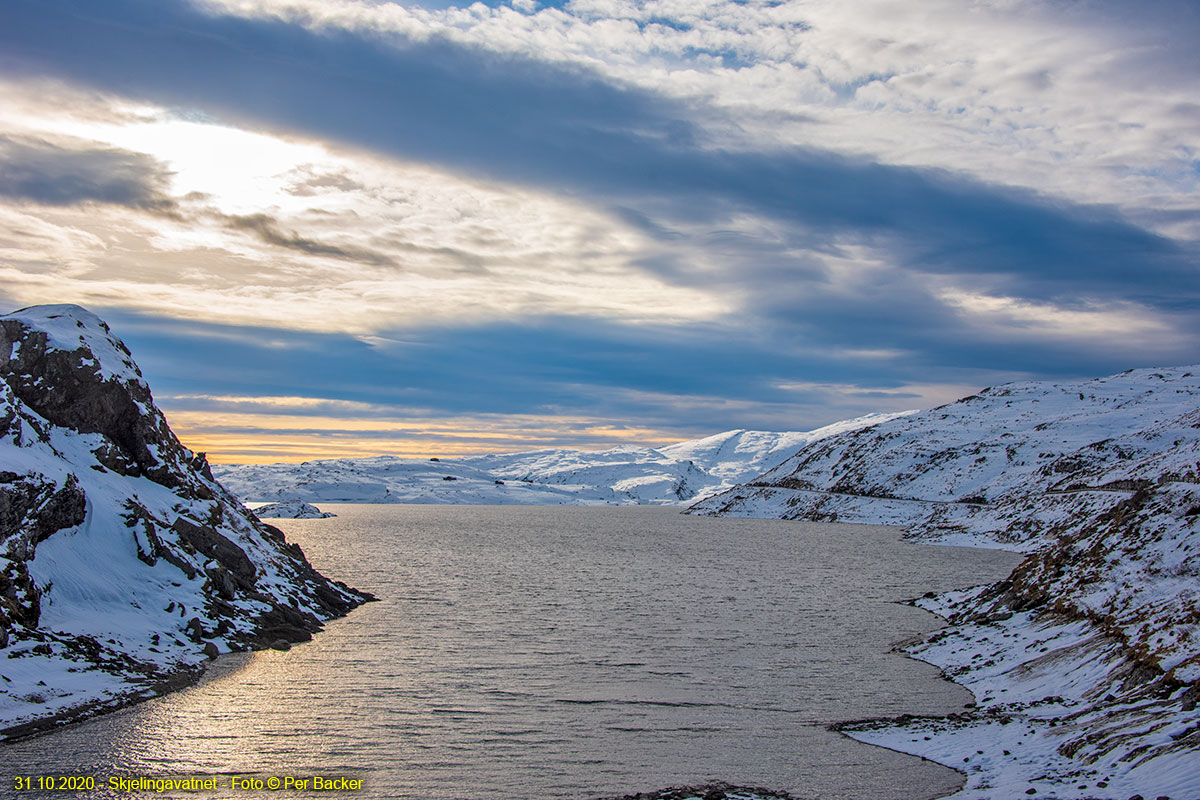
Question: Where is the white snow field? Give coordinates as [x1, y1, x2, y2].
[214, 415, 909, 507]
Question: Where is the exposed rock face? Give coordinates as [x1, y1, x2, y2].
[0, 304, 372, 737]
[691, 366, 1200, 797]
[0, 314, 191, 490]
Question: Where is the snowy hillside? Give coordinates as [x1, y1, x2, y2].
[252, 500, 335, 519]
[658, 415, 908, 485]
[692, 366, 1200, 798]
[215, 421, 907, 506]
[215, 456, 628, 505]
[0, 305, 371, 738]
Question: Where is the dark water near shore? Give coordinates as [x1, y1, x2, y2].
[0, 505, 1020, 800]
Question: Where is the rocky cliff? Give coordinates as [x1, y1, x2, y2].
[0, 304, 371, 738]
[691, 366, 1200, 798]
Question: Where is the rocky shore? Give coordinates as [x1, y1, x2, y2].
[691, 366, 1200, 798]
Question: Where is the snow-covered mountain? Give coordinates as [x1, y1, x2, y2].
[215, 455, 627, 505]
[691, 366, 1200, 798]
[658, 415, 906, 485]
[215, 419, 909, 506]
[0, 305, 371, 738]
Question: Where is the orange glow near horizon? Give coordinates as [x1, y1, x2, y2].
[163, 409, 685, 464]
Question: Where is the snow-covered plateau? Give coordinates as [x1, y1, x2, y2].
[691, 366, 1200, 799]
[0, 304, 372, 738]
[214, 414, 907, 507]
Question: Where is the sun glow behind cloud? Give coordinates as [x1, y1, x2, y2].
[0, 78, 730, 335]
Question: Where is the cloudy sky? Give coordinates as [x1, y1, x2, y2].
[1, 0, 1197, 462]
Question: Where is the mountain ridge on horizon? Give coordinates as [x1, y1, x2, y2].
[213, 414, 913, 508]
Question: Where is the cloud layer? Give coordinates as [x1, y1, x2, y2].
[0, 134, 175, 210]
[0, 0, 1196, 459]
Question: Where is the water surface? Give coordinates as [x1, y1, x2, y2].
[0, 505, 1020, 800]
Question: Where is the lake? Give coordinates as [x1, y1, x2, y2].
[0, 505, 1021, 800]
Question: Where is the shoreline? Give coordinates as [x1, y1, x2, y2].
[828, 592, 983, 800]
[0, 593, 376, 744]
[823, 528, 1022, 800]
[611, 521, 1010, 800]
[832, 577, 1200, 799]
[0, 665, 204, 743]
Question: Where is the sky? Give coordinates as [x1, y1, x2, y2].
[0, 0, 1197, 463]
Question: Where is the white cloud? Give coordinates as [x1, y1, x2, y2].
[0, 80, 731, 332]
[0, 207, 107, 272]
[938, 288, 1177, 342]
[195, 0, 1200, 238]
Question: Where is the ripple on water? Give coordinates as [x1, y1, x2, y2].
[0, 505, 1020, 800]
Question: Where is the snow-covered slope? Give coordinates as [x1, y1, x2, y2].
[691, 366, 1200, 798]
[252, 500, 335, 519]
[215, 419, 907, 506]
[215, 456, 627, 505]
[658, 415, 908, 486]
[455, 444, 711, 503]
[0, 305, 371, 738]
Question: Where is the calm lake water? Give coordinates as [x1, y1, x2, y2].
[0, 505, 1020, 800]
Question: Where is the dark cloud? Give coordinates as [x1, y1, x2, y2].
[372, 234, 488, 273]
[284, 168, 365, 197]
[102, 309, 924, 434]
[104, 307, 1196, 444]
[220, 212, 396, 266]
[0, 133, 176, 211]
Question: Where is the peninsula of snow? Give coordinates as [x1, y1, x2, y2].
[252, 500, 336, 519]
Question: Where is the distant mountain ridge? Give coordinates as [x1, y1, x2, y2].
[213, 415, 909, 507]
[691, 365, 1200, 798]
[0, 304, 371, 737]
